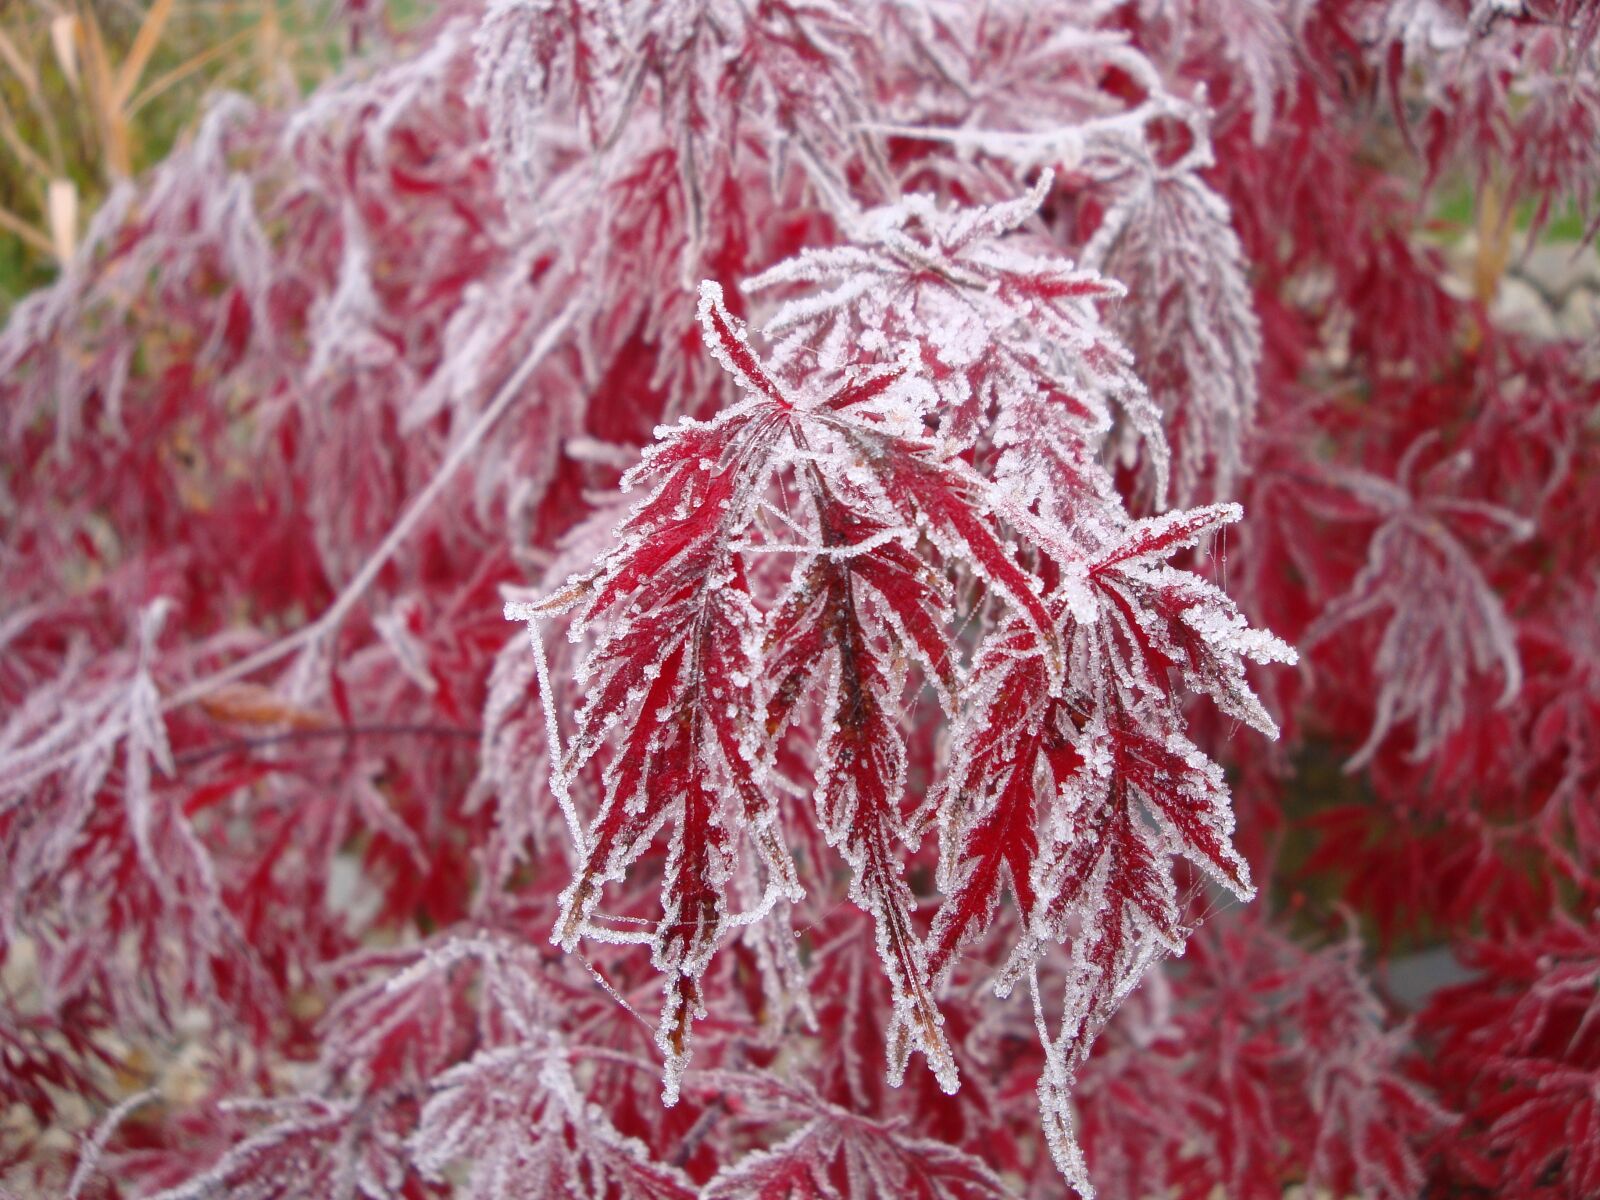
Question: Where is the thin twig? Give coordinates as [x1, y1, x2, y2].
[15, 306, 576, 791]
[174, 722, 480, 768]
[162, 303, 577, 715]
[65, 1089, 157, 1200]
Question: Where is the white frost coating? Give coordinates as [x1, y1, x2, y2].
[65, 1089, 158, 1200]
[374, 598, 440, 695]
[123, 600, 178, 877]
[731, 525, 912, 558]
[743, 168, 1151, 478]
[1182, 604, 1298, 665]
[505, 599, 585, 854]
[470, 0, 627, 210]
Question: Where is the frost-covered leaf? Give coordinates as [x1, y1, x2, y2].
[764, 488, 958, 1093]
[703, 1088, 1020, 1200]
[746, 173, 1147, 457]
[536, 286, 801, 1102]
[1086, 166, 1262, 504]
[413, 1052, 696, 1200]
[1305, 454, 1527, 769]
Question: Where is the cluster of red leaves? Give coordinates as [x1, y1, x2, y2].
[1, 1, 1598, 1198]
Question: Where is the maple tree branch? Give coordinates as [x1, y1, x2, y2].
[173, 722, 481, 768]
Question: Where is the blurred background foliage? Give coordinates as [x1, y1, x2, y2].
[0, 0, 357, 311]
[0, 2, 1591, 323]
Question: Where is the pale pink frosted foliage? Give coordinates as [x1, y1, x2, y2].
[1138, 0, 1300, 143]
[413, 1055, 697, 1200]
[1085, 164, 1262, 504]
[699, 1075, 1020, 1200]
[744, 172, 1157, 475]
[1305, 444, 1530, 768]
[470, 0, 626, 202]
